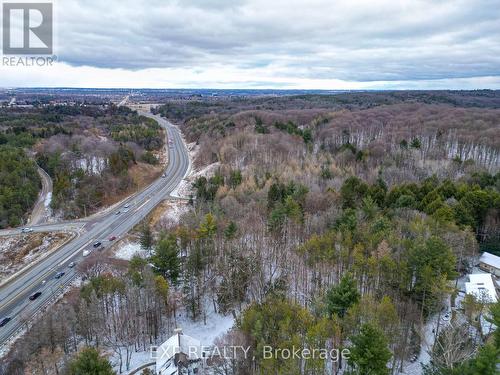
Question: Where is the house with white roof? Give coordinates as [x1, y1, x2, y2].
[155, 329, 206, 375]
[465, 273, 498, 303]
[478, 252, 500, 277]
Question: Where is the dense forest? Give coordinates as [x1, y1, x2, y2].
[0, 104, 164, 225]
[0, 147, 41, 227]
[154, 90, 500, 122]
[2, 92, 500, 374]
[163, 92, 500, 373]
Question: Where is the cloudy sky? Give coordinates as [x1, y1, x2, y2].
[1, 0, 500, 89]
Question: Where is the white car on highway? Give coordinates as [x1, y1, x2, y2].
[82, 250, 91, 257]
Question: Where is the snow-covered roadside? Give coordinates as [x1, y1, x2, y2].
[0, 232, 73, 284]
[170, 141, 197, 198]
[114, 241, 148, 261]
[171, 161, 220, 198]
[170, 141, 220, 199]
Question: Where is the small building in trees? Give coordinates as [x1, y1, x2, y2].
[155, 329, 205, 375]
[465, 273, 498, 303]
[478, 252, 500, 276]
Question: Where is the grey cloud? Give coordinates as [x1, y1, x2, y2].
[53, 0, 500, 82]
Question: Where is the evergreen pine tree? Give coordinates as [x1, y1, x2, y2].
[326, 273, 360, 318]
[348, 323, 392, 375]
[140, 224, 153, 252]
[68, 348, 115, 375]
[151, 234, 180, 283]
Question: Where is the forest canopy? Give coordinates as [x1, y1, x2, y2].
[0, 146, 41, 228]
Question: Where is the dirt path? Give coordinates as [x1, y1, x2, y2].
[28, 166, 53, 225]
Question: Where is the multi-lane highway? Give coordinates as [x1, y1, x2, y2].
[0, 112, 190, 350]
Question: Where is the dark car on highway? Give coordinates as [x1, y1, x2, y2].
[0, 317, 11, 327]
[29, 292, 42, 301]
[93, 241, 102, 248]
[55, 272, 65, 279]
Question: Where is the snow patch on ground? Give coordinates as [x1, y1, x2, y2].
[174, 307, 235, 346]
[188, 142, 198, 160]
[158, 201, 190, 229]
[44, 192, 52, 208]
[45, 210, 65, 224]
[162, 202, 189, 222]
[75, 156, 106, 175]
[170, 178, 191, 198]
[114, 242, 148, 261]
[194, 162, 220, 179]
[171, 161, 220, 198]
[0, 237, 16, 254]
[114, 350, 153, 374]
[0, 232, 71, 283]
[170, 141, 219, 199]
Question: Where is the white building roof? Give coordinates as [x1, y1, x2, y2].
[156, 330, 203, 375]
[479, 252, 500, 269]
[465, 273, 498, 303]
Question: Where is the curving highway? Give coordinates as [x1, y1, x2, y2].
[0, 112, 190, 351]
